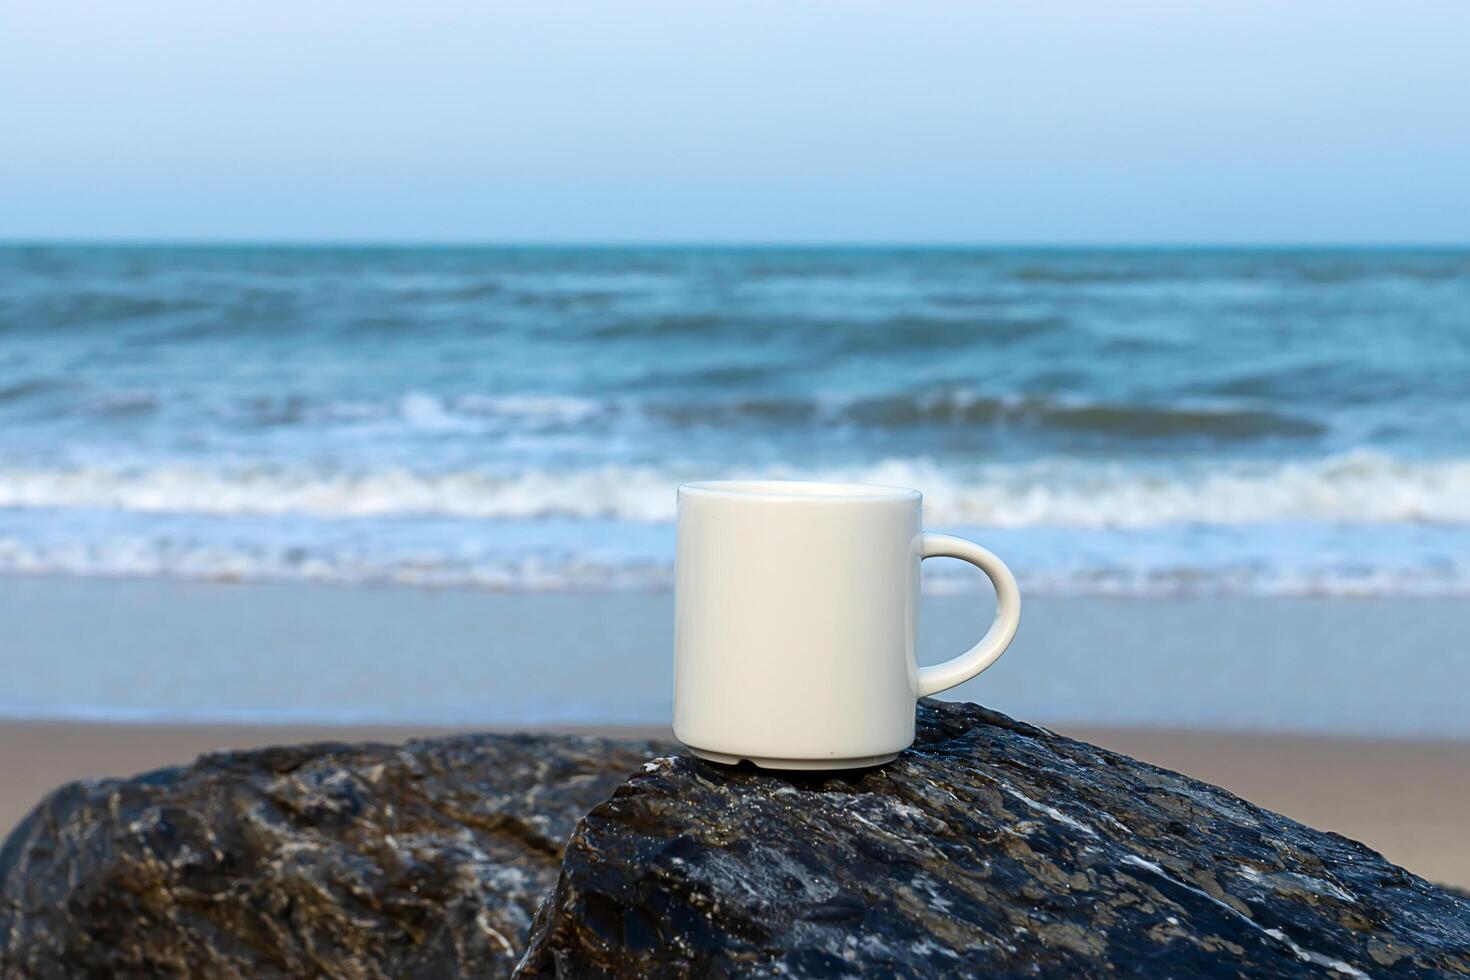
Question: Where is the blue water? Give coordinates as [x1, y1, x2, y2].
[3, 244, 1470, 596]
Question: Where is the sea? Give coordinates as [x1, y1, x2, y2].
[3, 244, 1469, 599]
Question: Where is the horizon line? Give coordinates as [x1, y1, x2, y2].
[1, 237, 1468, 251]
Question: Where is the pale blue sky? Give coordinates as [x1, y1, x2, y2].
[2, 2, 1467, 243]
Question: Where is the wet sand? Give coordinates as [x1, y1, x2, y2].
[6, 579, 1470, 739]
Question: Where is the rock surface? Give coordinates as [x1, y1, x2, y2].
[521, 700, 1470, 977]
[0, 732, 670, 979]
[5, 705, 1468, 979]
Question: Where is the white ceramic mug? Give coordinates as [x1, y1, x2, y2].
[673, 480, 1021, 769]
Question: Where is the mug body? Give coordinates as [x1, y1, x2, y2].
[673, 480, 922, 768]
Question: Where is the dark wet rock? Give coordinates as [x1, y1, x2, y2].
[6, 705, 1468, 979]
[0, 732, 670, 979]
[520, 700, 1470, 977]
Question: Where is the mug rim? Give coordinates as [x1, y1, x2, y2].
[679, 479, 920, 502]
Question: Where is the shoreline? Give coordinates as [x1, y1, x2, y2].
[7, 578, 1470, 738]
[5, 575, 1468, 889]
[2, 717, 1466, 891]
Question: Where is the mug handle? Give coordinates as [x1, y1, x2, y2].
[916, 533, 1022, 698]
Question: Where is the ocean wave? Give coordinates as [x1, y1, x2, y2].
[41, 293, 211, 327]
[1010, 266, 1163, 284]
[614, 390, 1324, 440]
[400, 389, 1327, 442]
[839, 391, 1323, 439]
[2, 524, 1468, 597]
[889, 452, 1470, 526]
[0, 374, 1331, 443]
[0, 537, 669, 592]
[0, 463, 681, 521]
[395, 392, 602, 431]
[825, 315, 1065, 353]
[2, 451, 1469, 527]
[590, 312, 1065, 352]
[588, 312, 729, 339]
[451, 393, 603, 422]
[0, 377, 78, 403]
[1006, 256, 1470, 286]
[205, 391, 604, 431]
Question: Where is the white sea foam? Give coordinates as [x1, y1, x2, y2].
[1, 510, 1469, 595]
[895, 451, 1470, 528]
[450, 393, 601, 423]
[0, 463, 676, 521]
[0, 534, 672, 591]
[397, 392, 602, 431]
[2, 450, 1469, 527]
[4, 449, 1470, 594]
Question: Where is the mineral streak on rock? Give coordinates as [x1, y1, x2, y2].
[519, 700, 1470, 978]
[0, 733, 671, 979]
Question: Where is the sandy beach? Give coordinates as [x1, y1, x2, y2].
[2, 717, 1466, 891]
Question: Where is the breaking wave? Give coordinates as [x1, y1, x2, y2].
[7, 381, 1329, 443]
[1, 450, 1468, 527]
